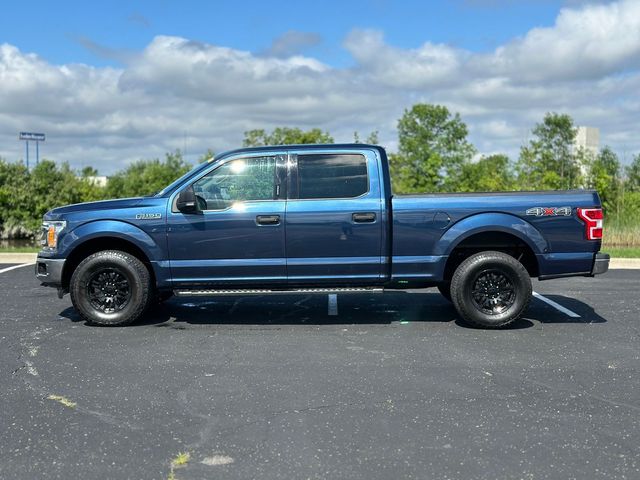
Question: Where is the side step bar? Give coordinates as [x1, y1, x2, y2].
[174, 287, 384, 297]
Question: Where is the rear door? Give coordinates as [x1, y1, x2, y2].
[285, 149, 384, 284]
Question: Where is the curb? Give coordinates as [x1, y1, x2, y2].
[0, 253, 37, 263]
[609, 258, 640, 269]
[1, 253, 640, 269]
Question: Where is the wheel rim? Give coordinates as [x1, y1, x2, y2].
[87, 268, 131, 314]
[471, 269, 516, 315]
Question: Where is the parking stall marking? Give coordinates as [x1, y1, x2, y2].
[532, 291, 581, 318]
[0, 263, 35, 275]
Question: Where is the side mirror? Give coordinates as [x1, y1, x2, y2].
[176, 186, 199, 213]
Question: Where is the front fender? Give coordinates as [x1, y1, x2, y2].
[435, 212, 548, 256]
[58, 220, 164, 262]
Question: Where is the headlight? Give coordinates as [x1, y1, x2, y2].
[40, 221, 66, 250]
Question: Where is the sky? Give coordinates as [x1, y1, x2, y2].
[1, 0, 638, 173]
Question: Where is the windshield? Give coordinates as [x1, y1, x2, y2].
[154, 159, 214, 197]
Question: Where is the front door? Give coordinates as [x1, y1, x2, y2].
[285, 149, 384, 284]
[167, 153, 287, 286]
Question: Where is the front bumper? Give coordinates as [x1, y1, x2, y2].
[35, 256, 65, 286]
[592, 252, 610, 275]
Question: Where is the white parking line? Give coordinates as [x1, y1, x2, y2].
[533, 291, 581, 318]
[0, 263, 35, 275]
[328, 294, 338, 316]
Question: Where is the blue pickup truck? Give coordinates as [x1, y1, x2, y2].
[35, 144, 609, 328]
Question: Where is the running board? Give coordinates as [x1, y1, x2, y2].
[174, 287, 384, 297]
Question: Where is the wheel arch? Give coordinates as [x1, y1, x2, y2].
[438, 213, 545, 282]
[61, 236, 156, 290]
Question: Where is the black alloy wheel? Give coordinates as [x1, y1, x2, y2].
[87, 268, 131, 314]
[470, 269, 516, 315]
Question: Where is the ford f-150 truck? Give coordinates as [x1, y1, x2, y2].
[35, 144, 609, 328]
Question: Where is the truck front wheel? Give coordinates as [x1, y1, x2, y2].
[70, 250, 152, 326]
[450, 251, 531, 328]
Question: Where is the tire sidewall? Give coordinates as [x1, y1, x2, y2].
[70, 251, 150, 326]
[452, 252, 531, 328]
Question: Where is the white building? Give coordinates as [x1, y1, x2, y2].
[81, 175, 109, 187]
[575, 126, 600, 157]
[575, 126, 600, 181]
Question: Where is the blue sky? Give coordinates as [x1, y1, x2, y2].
[1, 0, 638, 172]
[2, 1, 564, 67]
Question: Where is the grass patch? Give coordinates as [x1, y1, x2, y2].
[0, 246, 39, 253]
[603, 225, 640, 248]
[171, 452, 191, 467]
[47, 394, 77, 408]
[605, 247, 640, 258]
[168, 451, 191, 479]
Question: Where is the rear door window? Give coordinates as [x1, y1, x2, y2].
[296, 154, 368, 199]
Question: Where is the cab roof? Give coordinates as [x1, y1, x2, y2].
[215, 143, 384, 161]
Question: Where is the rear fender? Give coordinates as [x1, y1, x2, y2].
[435, 212, 548, 257]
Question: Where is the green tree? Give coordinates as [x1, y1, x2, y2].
[587, 146, 621, 214]
[81, 166, 99, 177]
[197, 149, 215, 164]
[0, 158, 32, 236]
[242, 127, 333, 147]
[353, 130, 379, 144]
[389, 104, 476, 193]
[0, 159, 100, 236]
[625, 154, 640, 192]
[106, 151, 191, 198]
[455, 154, 515, 192]
[515, 113, 581, 190]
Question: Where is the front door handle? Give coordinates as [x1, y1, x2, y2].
[256, 215, 280, 226]
[352, 212, 376, 223]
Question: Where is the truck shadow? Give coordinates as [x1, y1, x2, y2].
[58, 290, 607, 329]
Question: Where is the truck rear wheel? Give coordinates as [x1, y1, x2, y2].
[70, 250, 152, 326]
[450, 251, 531, 328]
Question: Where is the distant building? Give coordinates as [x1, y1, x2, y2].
[80, 175, 109, 187]
[575, 126, 600, 182]
[575, 126, 600, 157]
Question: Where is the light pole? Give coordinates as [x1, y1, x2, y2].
[19, 131, 45, 169]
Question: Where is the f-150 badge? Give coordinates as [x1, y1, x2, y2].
[135, 213, 162, 220]
[526, 207, 572, 217]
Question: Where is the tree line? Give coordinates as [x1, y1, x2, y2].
[1, 103, 639, 240]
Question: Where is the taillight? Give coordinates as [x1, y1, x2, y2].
[577, 208, 603, 240]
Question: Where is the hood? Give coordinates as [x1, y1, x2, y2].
[45, 197, 145, 219]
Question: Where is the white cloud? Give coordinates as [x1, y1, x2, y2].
[344, 29, 465, 88]
[1, 0, 639, 174]
[482, 0, 640, 82]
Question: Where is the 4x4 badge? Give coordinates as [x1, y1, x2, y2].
[526, 207, 572, 217]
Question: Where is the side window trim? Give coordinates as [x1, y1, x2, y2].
[287, 152, 370, 201]
[171, 153, 284, 213]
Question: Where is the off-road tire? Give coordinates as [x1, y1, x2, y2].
[450, 251, 531, 329]
[70, 250, 152, 326]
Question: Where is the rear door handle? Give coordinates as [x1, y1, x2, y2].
[352, 212, 376, 223]
[256, 215, 280, 226]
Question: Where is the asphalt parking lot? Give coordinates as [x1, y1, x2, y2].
[1, 264, 638, 480]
